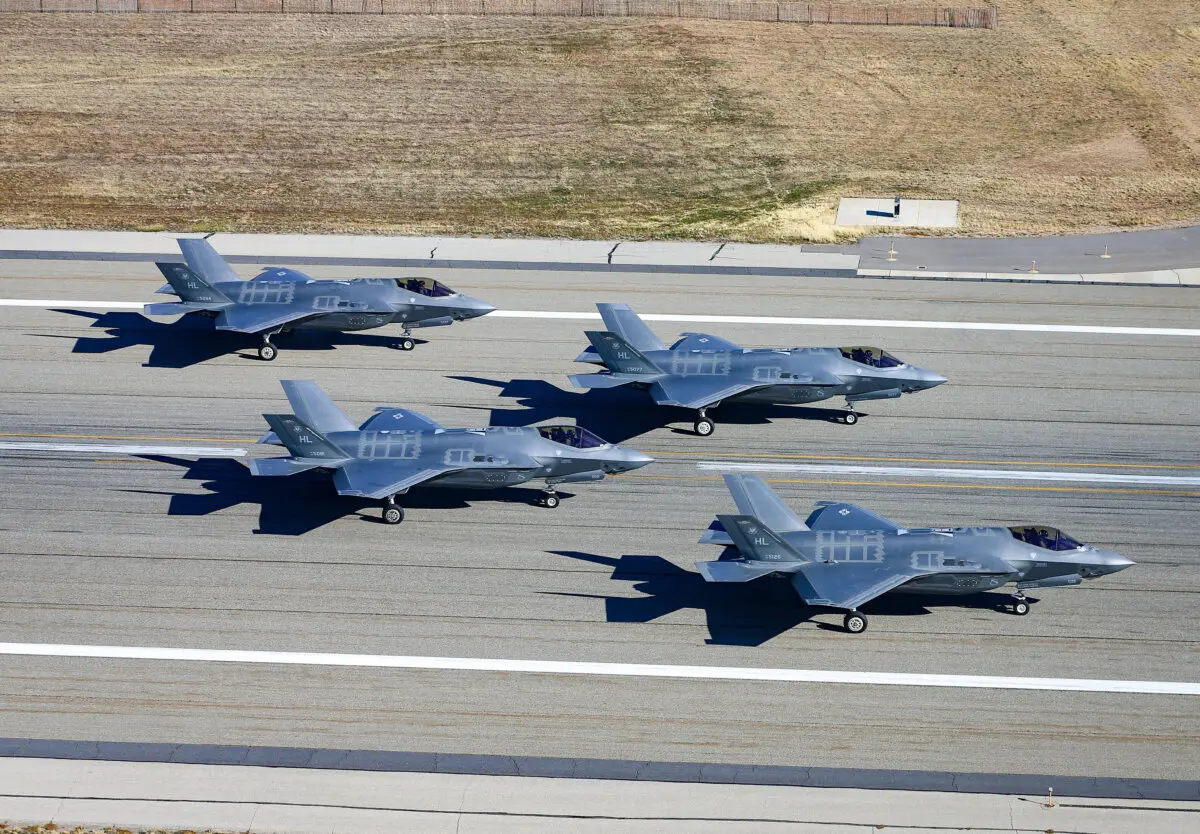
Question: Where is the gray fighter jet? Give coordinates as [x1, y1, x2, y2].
[570, 303, 946, 435]
[144, 238, 494, 360]
[698, 474, 1134, 633]
[249, 380, 653, 523]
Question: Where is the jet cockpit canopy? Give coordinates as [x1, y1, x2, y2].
[840, 346, 905, 368]
[537, 425, 609, 449]
[396, 277, 455, 297]
[1009, 526, 1086, 551]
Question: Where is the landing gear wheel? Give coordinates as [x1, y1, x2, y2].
[258, 343, 277, 362]
[541, 493, 560, 509]
[694, 417, 715, 437]
[1012, 598, 1030, 616]
[382, 505, 405, 525]
[843, 411, 858, 425]
[397, 337, 415, 351]
[843, 611, 868, 634]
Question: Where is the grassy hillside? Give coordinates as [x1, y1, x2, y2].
[0, 2, 1197, 240]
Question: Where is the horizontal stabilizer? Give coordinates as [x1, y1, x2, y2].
[805, 502, 902, 532]
[698, 519, 734, 546]
[249, 457, 330, 477]
[597, 303, 667, 353]
[696, 559, 800, 583]
[143, 301, 223, 317]
[723, 474, 809, 533]
[568, 372, 652, 390]
[281, 380, 357, 435]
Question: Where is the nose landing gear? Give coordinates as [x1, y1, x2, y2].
[538, 487, 560, 508]
[1009, 594, 1031, 616]
[395, 327, 416, 351]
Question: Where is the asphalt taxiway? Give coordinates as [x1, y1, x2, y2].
[0, 259, 1196, 785]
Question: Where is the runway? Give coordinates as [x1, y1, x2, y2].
[0, 258, 1197, 783]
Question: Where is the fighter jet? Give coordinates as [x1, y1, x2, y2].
[570, 303, 946, 435]
[698, 474, 1134, 633]
[144, 238, 494, 360]
[249, 380, 653, 523]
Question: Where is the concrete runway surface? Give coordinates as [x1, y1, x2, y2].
[0, 259, 1197, 784]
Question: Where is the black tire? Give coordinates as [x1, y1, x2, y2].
[258, 344, 278, 361]
[694, 417, 715, 437]
[1013, 600, 1030, 616]
[542, 494, 560, 509]
[843, 611, 868, 634]
[398, 338, 415, 351]
[383, 505, 405, 525]
[843, 411, 858, 425]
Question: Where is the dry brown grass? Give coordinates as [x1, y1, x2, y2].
[0, 2, 1197, 240]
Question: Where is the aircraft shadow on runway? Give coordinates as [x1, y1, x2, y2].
[39, 310, 420, 369]
[548, 550, 1036, 644]
[451, 377, 847, 444]
[124, 455, 572, 536]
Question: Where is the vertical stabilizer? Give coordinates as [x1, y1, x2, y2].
[723, 473, 809, 532]
[155, 263, 233, 305]
[178, 238, 243, 285]
[597, 303, 667, 353]
[584, 331, 664, 376]
[262, 414, 349, 462]
[280, 380, 358, 435]
[717, 514, 807, 564]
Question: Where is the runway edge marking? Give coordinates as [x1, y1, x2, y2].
[3, 300, 1200, 337]
[2, 643, 1197, 696]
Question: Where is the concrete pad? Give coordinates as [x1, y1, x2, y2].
[715, 244, 858, 271]
[1079, 270, 1182, 285]
[836, 198, 959, 228]
[1174, 267, 1200, 286]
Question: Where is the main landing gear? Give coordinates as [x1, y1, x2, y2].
[382, 496, 406, 525]
[1009, 594, 1031, 616]
[538, 487, 560, 508]
[694, 407, 715, 437]
[843, 610, 869, 634]
[258, 331, 280, 361]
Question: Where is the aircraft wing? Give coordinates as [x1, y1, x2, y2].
[669, 332, 743, 352]
[648, 376, 766, 409]
[790, 561, 933, 610]
[215, 305, 321, 334]
[804, 502, 903, 532]
[358, 408, 445, 433]
[331, 459, 452, 500]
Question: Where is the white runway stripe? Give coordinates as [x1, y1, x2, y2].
[701, 462, 1200, 487]
[1, 643, 1196, 695]
[0, 442, 246, 457]
[3, 299, 1199, 337]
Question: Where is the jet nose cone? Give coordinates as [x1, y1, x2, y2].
[921, 369, 949, 389]
[459, 296, 496, 319]
[1100, 550, 1136, 573]
[610, 447, 654, 473]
